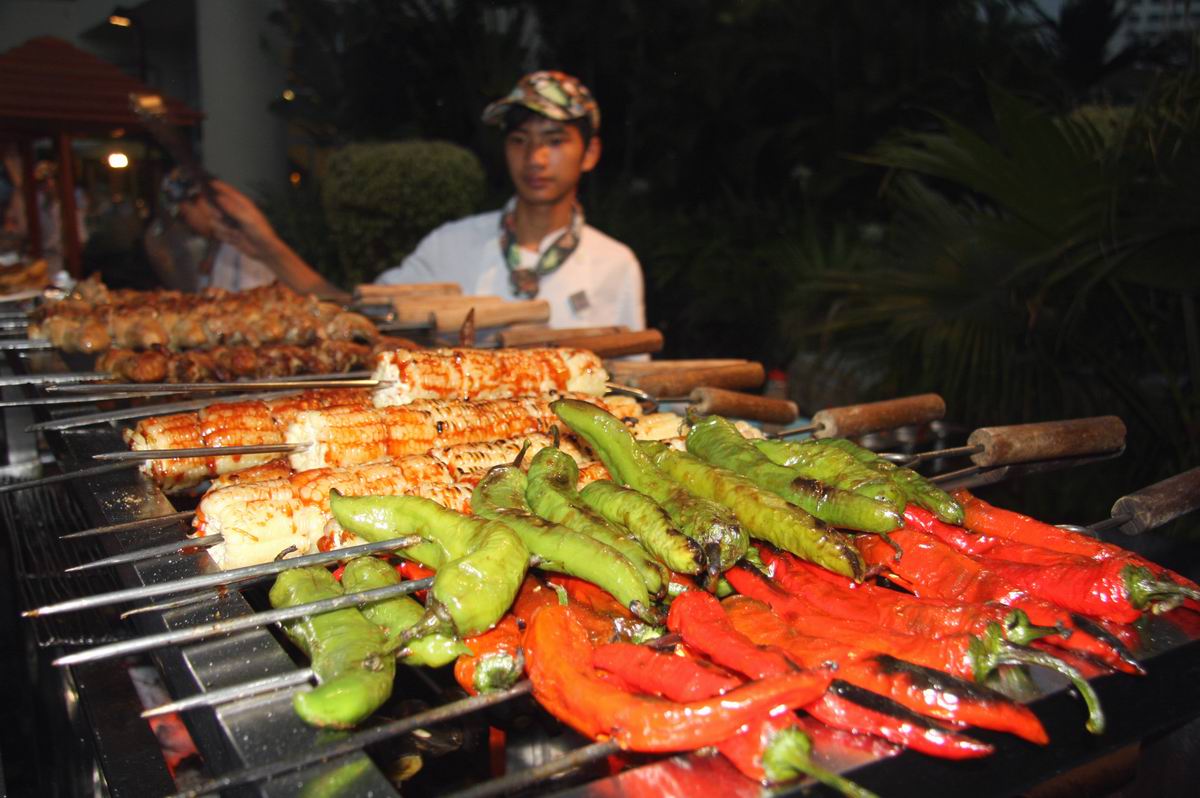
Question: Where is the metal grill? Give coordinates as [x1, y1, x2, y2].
[5, 340, 1200, 798]
[0, 478, 125, 647]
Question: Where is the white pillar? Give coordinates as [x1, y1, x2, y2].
[195, 0, 287, 194]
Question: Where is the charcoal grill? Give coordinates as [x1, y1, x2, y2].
[5, 345, 1200, 798]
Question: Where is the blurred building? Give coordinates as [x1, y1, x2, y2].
[1124, 0, 1200, 44]
[0, 0, 288, 192]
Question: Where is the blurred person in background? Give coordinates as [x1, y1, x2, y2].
[375, 70, 645, 331]
[144, 169, 345, 298]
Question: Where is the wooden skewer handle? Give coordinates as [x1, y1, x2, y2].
[500, 325, 628, 348]
[811, 393, 946, 439]
[432, 300, 550, 331]
[1111, 466, 1200, 536]
[556, 329, 665, 359]
[967, 415, 1126, 467]
[689, 387, 799, 424]
[632, 362, 764, 398]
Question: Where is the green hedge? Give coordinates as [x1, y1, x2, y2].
[321, 140, 485, 284]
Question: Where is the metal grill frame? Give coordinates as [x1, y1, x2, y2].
[12, 346, 1200, 798]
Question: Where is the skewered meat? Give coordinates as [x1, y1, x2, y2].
[29, 281, 378, 353]
[95, 340, 376, 383]
[371, 347, 608, 405]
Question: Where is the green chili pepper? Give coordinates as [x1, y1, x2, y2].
[552, 398, 746, 578]
[297, 758, 376, 798]
[641, 440, 865, 580]
[269, 566, 394, 728]
[330, 493, 528, 639]
[472, 459, 657, 621]
[579, 480, 704, 576]
[341, 557, 470, 667]
[526, 442, 667, 596]
[813, 437, 964, 525]
[750, 438, 904, 510]
[685, 415, 902, 536]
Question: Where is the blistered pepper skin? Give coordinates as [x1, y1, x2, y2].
[330, 493, 528, 638]
[579, 480, 704, 575]
[524, 603, 832, 752]
[808, 437, 963, 525]
[552, 398, 747, 572]
[472, 462, 655, 616]
[683, 415, 902, 535]
[721, 595, 1050, 745]
[269, 566, 394, 728]
[642, 441, 864, 580]
[526, 445, 666, 595]
[341, 557, 468, 667]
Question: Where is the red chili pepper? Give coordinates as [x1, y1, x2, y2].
[808, 685, 992, 760]
[758, 565, 1102, 733]
[396, 560, 435, 602]
[548, 575, 635, 621]
[857, 526, 1143, 675]
[667, 589, 795, 679]
[903, 506, 1069, 566]
[956, 491, 1200, 613]
[595, 634, 876, 793]
[722, 596, 1050, 745]
[454, 577, 558, 696]
[524, 603, 832, 752]
[761, 547, 1055, 646]
[592, 643, 743, 701]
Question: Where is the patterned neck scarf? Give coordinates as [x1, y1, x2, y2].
[499, 197, 584, 299]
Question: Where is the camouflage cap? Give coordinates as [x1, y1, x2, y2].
[482, 70, 600, 132]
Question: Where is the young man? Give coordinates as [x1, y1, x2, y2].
[145, 169, 348, 299]
[375, 71, 645, 331]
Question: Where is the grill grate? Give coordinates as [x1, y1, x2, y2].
[1, 477, 126, 647]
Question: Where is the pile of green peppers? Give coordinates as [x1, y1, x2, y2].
[268, 398, 960, 730]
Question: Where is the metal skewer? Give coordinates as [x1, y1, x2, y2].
[24, 535, 423, 617]
[0, 461, 140, 494]
[59, 509, 196, 540]
[65, 535, 223, 572]
[0, 339, 53, 350]
[142, 667, 316, 718]
[52, 576, 435, 667]
[445, 740, 622, 798]
[0, 371, 107, 387]
[121, 591, 220, 620]
[0, 391, 170, 408]
[165, 681, 536, 798]
[93, 442, 307, 463]
[26, 388, 307, 433]
[48, 378, 388, 395]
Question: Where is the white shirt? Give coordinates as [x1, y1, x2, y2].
[375, 210, 645, 331]
[207, 242, 276, 292]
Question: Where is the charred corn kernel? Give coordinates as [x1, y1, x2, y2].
[372, 347, 607, 406]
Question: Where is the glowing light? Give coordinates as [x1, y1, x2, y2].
[107, 152, 129, 169]
[282, 89, 296, 102]
[289, 171, 302, 186]
[108, 14, 132, 27]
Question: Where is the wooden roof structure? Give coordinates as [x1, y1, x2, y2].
[0, 36, 203, 276]
[0, 36, 202, 135]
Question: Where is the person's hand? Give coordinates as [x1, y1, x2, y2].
[207, 180, 283, 263]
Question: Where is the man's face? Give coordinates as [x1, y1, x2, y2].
[504, 116, 600, 207]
